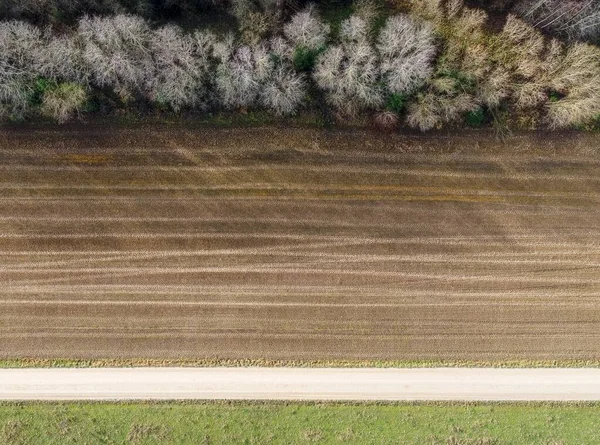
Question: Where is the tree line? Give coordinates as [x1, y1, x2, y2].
[1, 0, 600, 130]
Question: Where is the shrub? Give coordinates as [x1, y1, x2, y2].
[292, 45, 323, 72]
[386, 93, 406, 114]
[41, 82, 87, 123]
[32, 77, 57, 105]
[374, 110, 398, 131]
[465, 107, 485, 126]
[407, 90, 477, 131]
[406, 91, 439, 131]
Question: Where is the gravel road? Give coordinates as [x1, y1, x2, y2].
[2, 367, 600, 401]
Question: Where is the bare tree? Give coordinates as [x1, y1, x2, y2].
[283, 5, 330, 50]
[0, 20, 42, 68]
[255, 37, 306, 115]
[214, 41, 261, 109]
[260, 65, 305, 115]
[78, 14, 153, 99]
[0, 60, 32, 120]
[547, 42, 600, 127]
[514, 0, 600, 42]
[33, 32, 84, 82]
[0, 21, 42, 119]
[214, 35, 305, 114]
[313, 15, 382, 116]
[148, 25, 212, 111]
[377, 14, 436, 95]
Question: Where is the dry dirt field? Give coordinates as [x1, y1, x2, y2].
[1, 125, 599, 361]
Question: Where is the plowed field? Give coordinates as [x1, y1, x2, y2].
[1, 126, 599, 360]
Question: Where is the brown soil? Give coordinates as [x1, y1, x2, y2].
[1, 126, 599, 361]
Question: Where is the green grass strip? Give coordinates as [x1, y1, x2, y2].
[1, 401, 600, 444]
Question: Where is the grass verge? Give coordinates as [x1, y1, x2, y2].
[3, 358, 600, 368]
[1, 401, 600, 444]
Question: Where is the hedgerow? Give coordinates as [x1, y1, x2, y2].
[0, 6, 437, 123]
[1, 0, 600, 130]
[407, 0, 600, 130]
